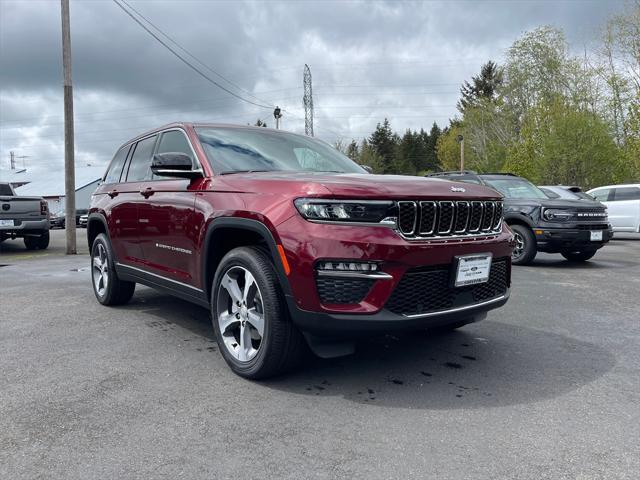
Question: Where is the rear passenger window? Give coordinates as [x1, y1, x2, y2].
[590, 189, 611, 202]
[126, 136, 157, 182]
[612, 187, 640, 201]
[104, 146, 130, 184]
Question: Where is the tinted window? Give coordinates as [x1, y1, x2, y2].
[483, 178, 548, 199]
[612, 187, 640, 201]
[104, 146, 130, 184]
[196, 127, 365, 174]
[126, 136, 157, 182]
[0, 184, 13, 195]
[590, 189, 611, 202]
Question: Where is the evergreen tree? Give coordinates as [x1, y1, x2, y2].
[346, 140, 360, 161]
[457, 61, 504, 112]
[368, 119, 398, 174]
[424, 122, 442, 171]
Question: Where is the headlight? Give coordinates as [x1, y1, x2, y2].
[294, 198, 396, 224]
[542, 208, 574, 221]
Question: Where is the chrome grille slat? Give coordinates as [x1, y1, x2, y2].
[397, 200, 503, 240]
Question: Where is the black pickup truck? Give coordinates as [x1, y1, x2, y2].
[0, 182, 50, 250]
[426, 172, 612, 264]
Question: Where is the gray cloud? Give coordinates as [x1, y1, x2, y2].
[0, 0, 625, 175]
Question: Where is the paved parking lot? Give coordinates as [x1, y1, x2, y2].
[1, 229, 639, 479]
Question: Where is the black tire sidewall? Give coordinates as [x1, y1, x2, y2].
[211, 247, 285, 378]
[511, 224, 536, 265]
[91, 233, 119, 305]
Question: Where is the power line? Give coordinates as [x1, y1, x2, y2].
[118, 0, 274, 108]
[111, 0, 273, 110]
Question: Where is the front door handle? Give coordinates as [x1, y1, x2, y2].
[107, 189, 119, 198]
[140, 187, 155, 198]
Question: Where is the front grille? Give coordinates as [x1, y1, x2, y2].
[398, 200, 502, 239]
[576, 224, 609, 230]
[385, 259, 509, 316]
[316, 276, 374, 304]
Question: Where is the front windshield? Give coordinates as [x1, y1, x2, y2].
[196, 127, 366, 175]
[484, 178, 549, 199]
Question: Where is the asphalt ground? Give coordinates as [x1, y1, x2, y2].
[1, 229, 639, 479]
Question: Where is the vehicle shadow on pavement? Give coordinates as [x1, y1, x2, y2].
[126, 289, 615, 411]
[262, 323, 615, 410]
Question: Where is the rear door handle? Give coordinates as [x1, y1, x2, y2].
[108, 189, 119, 198]
[140, 187, 155, 198]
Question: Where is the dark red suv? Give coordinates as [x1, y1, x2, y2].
[88, 123, 513, 378]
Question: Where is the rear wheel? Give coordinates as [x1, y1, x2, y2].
[561, 250, 597, 262]
[91, 233, 135, 305]
[510, 224, 537, 265]
[211, 246, 305, 379]
[24, 231, 49, 250]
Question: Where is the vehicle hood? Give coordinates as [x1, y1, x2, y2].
[214, 172, 501, 200]
[505, 198, 605, 209]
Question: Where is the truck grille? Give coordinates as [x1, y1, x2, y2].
[397, 200, 503, 238]
[385, 258, 509, 316]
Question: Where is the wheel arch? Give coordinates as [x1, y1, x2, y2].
[504, 213, 535, 230]
[201, 217, 293, 303]
[87, 213, 108, 251]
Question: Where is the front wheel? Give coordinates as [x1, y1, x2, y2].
[91, 233, 135, 305]
[211, 246, 305, 379]
[561, 250, 597, 262]
[510, 224, 537, 265]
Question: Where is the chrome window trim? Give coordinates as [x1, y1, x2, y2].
[116, 263, 204, 292]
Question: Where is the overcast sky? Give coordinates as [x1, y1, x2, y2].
[0, 0, 626, 176]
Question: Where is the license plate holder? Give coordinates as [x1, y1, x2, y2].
[590, 230, 603, 241]
[0, 219, 15, 227]
[453, 253, 492, 287]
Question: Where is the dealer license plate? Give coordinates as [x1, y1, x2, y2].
[590, 230, 603, 241]
[0, 219, 14, 227]
[454, 254, 492, 287]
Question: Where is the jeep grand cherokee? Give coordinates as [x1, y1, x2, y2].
[88, 123, 513, 378]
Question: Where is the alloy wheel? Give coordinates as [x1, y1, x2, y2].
[512, 231, 525, 260]
[92, 243, 109, 297]
[216, 266, 265, 362]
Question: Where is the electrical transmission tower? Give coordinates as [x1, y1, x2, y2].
[303, 64, 314, 137]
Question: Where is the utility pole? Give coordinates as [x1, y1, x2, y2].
[303, 64, 314, 137]
[61, 0, 76, 254]
[9, 151, 15, 170]
[273, 106, 282, 130]
[457, 134, 465, 173]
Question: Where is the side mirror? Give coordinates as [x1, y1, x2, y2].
[151, 153, 203, 179]
[360, 164, 373, 173]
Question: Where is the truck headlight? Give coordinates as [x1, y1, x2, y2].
[542, 208, 573, 221]
[294, 198, 396, 224]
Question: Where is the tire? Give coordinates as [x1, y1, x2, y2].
[24, 231, 49, 250]
[510, 224, 537, 265]
[91, 233, 135, 305]
[561, 250, 597, 262]
[211, 246, 305, 379]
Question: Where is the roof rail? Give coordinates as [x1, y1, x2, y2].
[482, 172, 519, 176]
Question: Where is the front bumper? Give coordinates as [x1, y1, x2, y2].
[0, 218, 49, 237]
[277, 214, 513, 332]
[534, 225, 612, 253]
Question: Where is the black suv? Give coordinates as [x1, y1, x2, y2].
[426, 172, 612, 264]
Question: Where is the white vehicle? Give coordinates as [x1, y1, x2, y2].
[587, 184, 640, 233]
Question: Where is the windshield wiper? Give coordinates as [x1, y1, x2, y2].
[218, 169, 275, 175]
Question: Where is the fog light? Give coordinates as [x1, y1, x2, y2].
[317, 261, 379, 272]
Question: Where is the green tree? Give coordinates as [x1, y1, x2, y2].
[346, 140, 359, 162]
[358, 139, 384, 173]
[505, 100, 621, 188]
[457, 60, 504, 113]
[368, 119, 399, 174]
